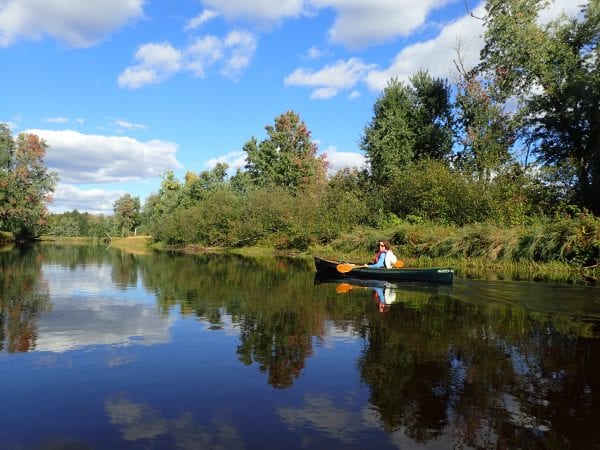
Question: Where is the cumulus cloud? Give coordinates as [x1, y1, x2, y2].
[118, 42, 183, 89]
[49, 183, 125, 214]
[26, 129, 181, 184]
[185, 9, 220, 31]
[538, 0, 587, 24]
[37, 264, 173, 351]
[201, 0, 304, 23]
[0, 0, 144, 47]
[311, 0, 455, 48]
[364, 4, 485, 91]
[320, 146, 365, 175]
[221, 30, 257, 78]
[285, 58, 376, 99]
[206, 150, 247, 174]
[119, 30, 256, 88]
[285, 3, 485, 98]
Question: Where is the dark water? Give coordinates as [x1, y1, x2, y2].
[1, 244, 600, 449]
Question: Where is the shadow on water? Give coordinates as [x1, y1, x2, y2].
[2, 243, 600, 448]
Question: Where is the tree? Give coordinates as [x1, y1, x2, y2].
[113, 193, 141, 236]
[361, 78, 415, 186]
[477, 0, 600, 213]
[453, 65, 515, 182]
[140, 170, 181, 233]
[361, 73, 453, 187]
[244, 111, 327, 191]
[180, 163, 229, 205]
[410, 71, 454, 161]
[0, 125, 57, 240]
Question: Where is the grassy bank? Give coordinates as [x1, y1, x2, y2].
[25, 221, 600, 285]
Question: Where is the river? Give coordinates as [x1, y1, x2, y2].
[1, 243, 599, 449]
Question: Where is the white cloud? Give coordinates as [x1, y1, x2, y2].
[37, 264, 173, 352]
[320, 146, 365, 175]
[285, 58, 376, 98]
[0, 0, 144, 47]
[357, 0, 582, 93]
[112, 119, 147, 133]
[184, 9, 220, 31]
[120, 30, 257, 88]
[221, 30, 257, 78]
[364, 4, 485, 91]
[118, 42, 182, 89]
[45, 116, 69, 124]
[49, 183, 125, 214]
[26, 129, 181, 184]
[538, 0, 587, 24]
[291, 0, 580, 96]
[185, 35, 225, 77]
[311, 0, 455, 48]
[206, 150, 247, 175]
[201, 0, 305, 23]
[311, 86, 338, 99]
[306, 46, 326, 60]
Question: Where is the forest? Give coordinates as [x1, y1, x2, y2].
[1, 0, 599, 280]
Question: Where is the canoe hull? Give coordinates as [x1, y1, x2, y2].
[314, 257, 454, 284]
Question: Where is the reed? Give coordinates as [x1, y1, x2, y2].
[316, 213, 599, 283]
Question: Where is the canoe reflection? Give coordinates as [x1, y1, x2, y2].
[315, 274, 444, 312]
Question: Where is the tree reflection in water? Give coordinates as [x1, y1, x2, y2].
[2, 244, 600, 448]
[0, 244, 49, 352]
[356, 289, 600, 449]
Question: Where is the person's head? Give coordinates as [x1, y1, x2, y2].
[377, 239, 391, 251]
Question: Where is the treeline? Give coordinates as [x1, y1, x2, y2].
[2, 1, 600, 270]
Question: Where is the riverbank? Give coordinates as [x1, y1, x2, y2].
[30, 235, 598, 285]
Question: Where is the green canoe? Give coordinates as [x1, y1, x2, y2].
[314, 256, 454, 284]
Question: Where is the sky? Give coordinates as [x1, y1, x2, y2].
[0, 0, 583, 214]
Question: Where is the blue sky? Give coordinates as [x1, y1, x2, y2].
[1, 0, 580, 214]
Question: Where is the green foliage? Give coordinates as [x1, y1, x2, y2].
[384, 213, 600, 270]
[361, 73, 453, 186]
[113, 193, 141, 237]
[410, 71, 454, 161]
[386, 159, 490, 226]
[244, 111, 327, 191]
[454, 71, 515, 180]
[0, 126, 57, 240]
[478, 0, 600, 214]
[361, 78, 416, 185]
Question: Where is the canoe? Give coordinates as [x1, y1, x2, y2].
[314, 256, 454, 284]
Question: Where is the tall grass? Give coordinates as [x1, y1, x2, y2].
[318, 213, 599, 283]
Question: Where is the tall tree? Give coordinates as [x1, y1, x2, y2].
[0, 126, 57, 239]
[454, 65, 515, 182]
[361, 78, 415, 186]
[181, 163, 229, 205]
[244, 111, 327, 191]
[478, 0, 600, 213]
[113, 193, 141, 237]
[410, 71, 454, 161]
[361, 73, 453, 187]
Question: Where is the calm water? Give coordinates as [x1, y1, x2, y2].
[1, 244, 600, 449]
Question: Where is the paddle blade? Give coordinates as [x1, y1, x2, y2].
[336, 283, 353, 293]
[393, 260, 405, 268]
[336, 263, 355, 273]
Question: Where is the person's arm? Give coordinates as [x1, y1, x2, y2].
[367, 251, 386, 268]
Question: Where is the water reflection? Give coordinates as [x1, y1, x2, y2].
[105, 395, 244, 449]
[1, 244, 600, 449]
